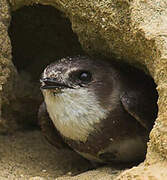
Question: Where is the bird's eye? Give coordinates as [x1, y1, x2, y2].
[78, 71, 92, 83]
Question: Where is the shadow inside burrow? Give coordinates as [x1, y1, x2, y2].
[8, 4, 84, 129]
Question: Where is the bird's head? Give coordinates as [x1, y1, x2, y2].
[40, 56, 117, 102]
[40, 56, 93, 93]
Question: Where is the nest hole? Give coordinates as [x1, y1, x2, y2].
[6, 4, 159, 168]
[8, 4, 84, 128]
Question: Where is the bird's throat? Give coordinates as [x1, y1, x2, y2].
[43, 89, 108, 142]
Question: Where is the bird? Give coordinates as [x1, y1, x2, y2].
[38, 56, 158, 164]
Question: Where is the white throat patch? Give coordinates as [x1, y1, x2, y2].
[42, 88, 108, 142]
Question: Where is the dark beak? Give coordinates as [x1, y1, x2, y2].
[40, 78, 72, 90]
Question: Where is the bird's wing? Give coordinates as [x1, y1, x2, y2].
[38, 102, 70, 149]
[120, 91, 157, 131]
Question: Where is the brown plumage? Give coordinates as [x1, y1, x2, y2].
[38, 56, 158, 164]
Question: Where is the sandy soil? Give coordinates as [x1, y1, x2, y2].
[0, 130, 121, 180]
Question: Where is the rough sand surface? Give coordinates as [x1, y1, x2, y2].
[0, 130, 121, 180]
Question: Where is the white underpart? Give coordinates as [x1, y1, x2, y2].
[42, 88, 108, 142]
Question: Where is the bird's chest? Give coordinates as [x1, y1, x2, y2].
[44, 91, 147, 163]
[47, 104, 92, 142]
[44, 90, 108, 142]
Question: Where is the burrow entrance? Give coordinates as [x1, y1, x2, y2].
[6, 3, 158, 169]
[8, 4, 84, 128]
